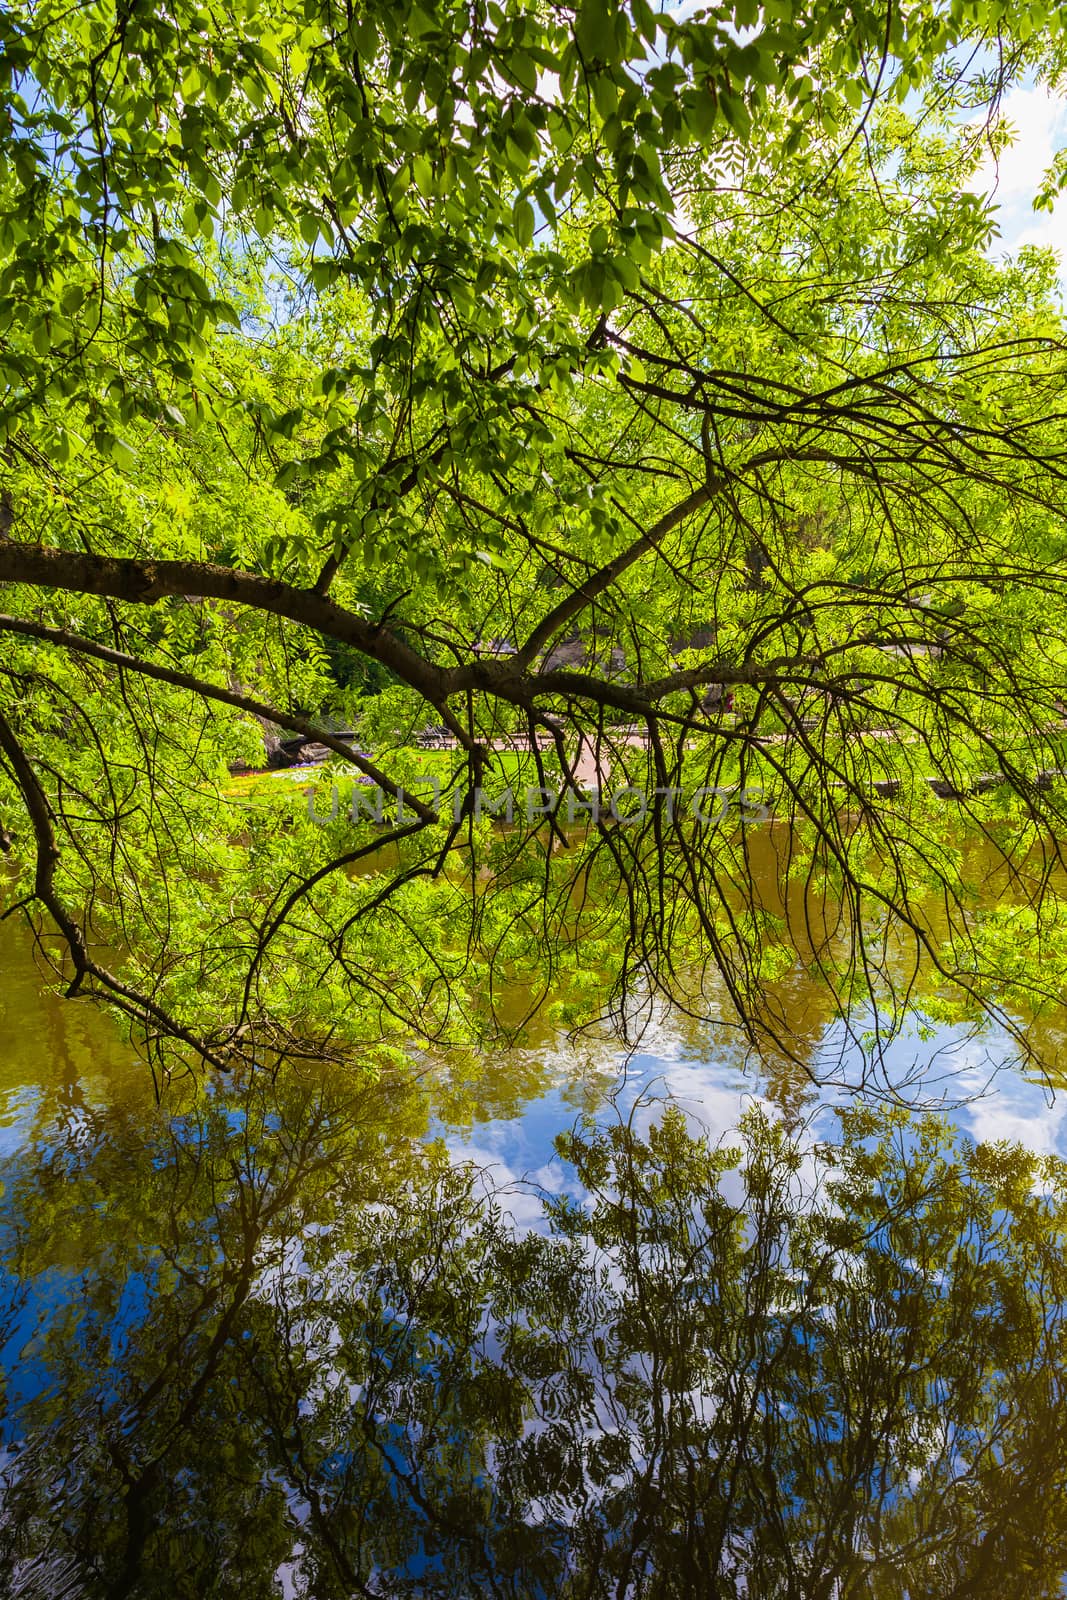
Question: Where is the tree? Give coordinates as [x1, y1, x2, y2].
[2, 0, 1067, 1072]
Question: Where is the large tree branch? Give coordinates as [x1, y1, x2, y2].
[0, 613, 437, 821]
[0, 703, 229, 1067]
[0, 544, 448, 704]
[0, 535, 1043, 740]
[509, 442, 882, 674]
[514, 484, 713, 669]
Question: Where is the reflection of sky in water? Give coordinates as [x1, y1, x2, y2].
[0, 1089, 41, 1158]
[1, 892, 1062, 1182]
[3, 912, 1067, 1595]
[435, 1014, 1064, 1214]
[2, 880, 1063, 1198]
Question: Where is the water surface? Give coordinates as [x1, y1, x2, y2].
[1, 893, 1065, 1597]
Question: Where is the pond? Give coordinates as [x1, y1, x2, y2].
[1, 868, 1066, 1597]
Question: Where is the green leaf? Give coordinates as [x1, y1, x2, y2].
[513, 196, 535, 247]
[509, 50, 539, 93]
[593, 73, 618, 121]
[575, 0, 620, 64]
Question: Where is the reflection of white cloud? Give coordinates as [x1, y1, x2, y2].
[633, 1064, 765, 1140]
[445, 1139, 567, 1230]
[959, 1082, 1067, 1158]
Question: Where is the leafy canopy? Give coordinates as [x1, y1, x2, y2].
[2, 0, 1067, 1074]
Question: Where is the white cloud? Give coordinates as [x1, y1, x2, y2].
[973, 85, 1067, 269]
[975, 86, 1065, 198]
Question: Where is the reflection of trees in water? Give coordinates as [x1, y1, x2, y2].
[2, 1074, 1067, 1599]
